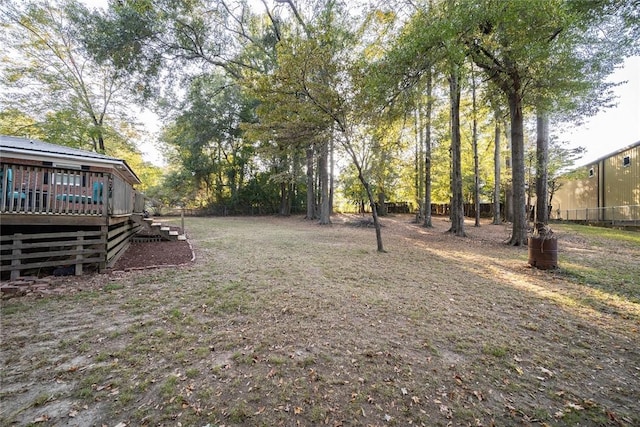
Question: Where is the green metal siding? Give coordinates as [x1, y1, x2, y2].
[552, 167, 598, 220]
[604, 144, 640, 207]
[551, 142, 640, 222]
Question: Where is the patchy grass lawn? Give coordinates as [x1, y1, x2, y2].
[1, 215, 638, 426]
[554, 223, 640, 304]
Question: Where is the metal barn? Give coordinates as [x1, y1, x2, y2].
[551, 141, 640, 224]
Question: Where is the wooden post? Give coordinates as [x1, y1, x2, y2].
[75, 233, 84, 276]
[181, 208, 185, 234]
[99, 225, 108, 272]
[10, 233, 22, 281]
[610, 206, 613, 225]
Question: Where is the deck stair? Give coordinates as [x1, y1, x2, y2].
[131, 216, 186, 242]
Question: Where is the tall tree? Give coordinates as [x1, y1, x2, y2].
[461, 0, 553, 244]
[463, 0, 633, 245]
[470, 64, 481, 227]
[421, 69, 435, 228]
[161, 73, 257, 210]
[255, 13, 388, 250]
[371, 3, 469, 236]
[492, 110, 503, 225]
[447, 66, 466, 237]
[1, 0, 131, 152]
[535, 112, 550, 229]
[484, 84, 508, 226]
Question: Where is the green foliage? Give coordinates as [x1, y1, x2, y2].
[339, 164, 368, 208]
[0, 109, 40, 139]
[4, 0, 635, 217]
[159, 73, 258, 209]
[0, 0, 162, 193]
[0, 0, 137, 153]
[81, 0, 279, 94]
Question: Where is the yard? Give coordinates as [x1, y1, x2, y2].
[1, 215, 639, 426]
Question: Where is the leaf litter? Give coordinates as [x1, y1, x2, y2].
[1, 214, 638, 426]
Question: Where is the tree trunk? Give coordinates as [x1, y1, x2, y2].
[548, 179, 558, 211]
[329, 135, 334, 215]
[526, 152, 534, 220]
[363, 179, 385, 252]
[448, 70, 465, 237]
[472, 67, 480, 227]
[423, 68, 433, 228]
[279, 181, 290, 216]
[535, 111, 549, 229]
[214, 145, 225, 203]
[492, 118, 502, 225]
[93, 120, 105, 153]
[507, 89, 528, 246]
[377, 192, 387, 216]
[305, 146, 316, 219]
[291, 150, 301, 214]
[352, 156, 384, 252]
[414, 107, 423, 222]
[98, 134, 105, 153]
[318, 141, 331, 224]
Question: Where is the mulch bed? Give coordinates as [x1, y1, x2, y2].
[0, 238, 194, 298]
[111, 239, 194, 271]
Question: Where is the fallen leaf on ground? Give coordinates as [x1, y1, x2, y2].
[539, 366, 554, 377]
[565, 402, 584, 411]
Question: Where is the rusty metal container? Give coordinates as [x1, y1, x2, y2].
[528, 236, 558, 270]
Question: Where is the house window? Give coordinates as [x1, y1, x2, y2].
[588, 167, 594, 177]
[54, 173, 82, 186]
[623, 155, 631, 167]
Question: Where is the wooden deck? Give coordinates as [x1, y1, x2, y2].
[1, 162, 146, 280]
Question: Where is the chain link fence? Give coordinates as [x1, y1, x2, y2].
[554, 205, 640, 226]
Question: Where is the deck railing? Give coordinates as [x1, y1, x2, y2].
[110, 174, 132, 216]
[0, 162, 149, 217]
[1, 163, 108, 216]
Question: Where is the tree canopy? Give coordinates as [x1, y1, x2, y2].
[1, 0, 637, 250]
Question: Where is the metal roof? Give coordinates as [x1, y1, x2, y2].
[0, 135, 141, 184]
[583, 140, 640, 167]
[1, 135, 119, 161]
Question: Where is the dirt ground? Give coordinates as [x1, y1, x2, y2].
[111, 239, 194, 271]
[1, 214, 638, 426]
